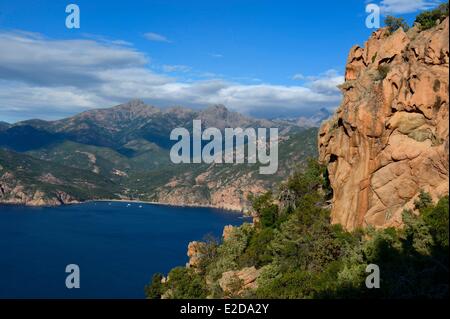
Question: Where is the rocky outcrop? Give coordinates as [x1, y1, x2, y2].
[0, 175, 78, 206]
[222, 225, 235, 241]
[319, 19, 449, 230]
[218, 266, 262, 295]
[154, 169, 267, 211]
[186, 241, 206, 268]
[0, 166, 79, 206]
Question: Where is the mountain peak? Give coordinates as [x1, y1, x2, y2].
[51, 99, 162, 137]
[200, 104, 236, 119]
[111, 99, 150, 112]
[210, 104, 228, 111]
[94, 99, 161, 119]
[201, 104, 229, 115]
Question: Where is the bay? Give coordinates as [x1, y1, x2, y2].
[0, 201, 247, 298]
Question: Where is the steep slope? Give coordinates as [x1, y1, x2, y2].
[319, 18, 449, 230]
[150, 128, 318, 210]
[0, 125, 64, 151]
[26, 128, 317, 210]
[0, 102, 319, 209]
[278, 108, 332, 128]
[0, 121, 10, 131]
[0, 148, 121, 205]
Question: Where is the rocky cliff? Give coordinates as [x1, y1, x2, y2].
[0, 148, 120, 206]
[153, 168, 268, 211]
[319, 18, 449, 230]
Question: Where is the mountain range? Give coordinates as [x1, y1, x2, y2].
[0, 100, 320, 210]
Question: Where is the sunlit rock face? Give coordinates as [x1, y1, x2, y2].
[319, 18, 449, 230]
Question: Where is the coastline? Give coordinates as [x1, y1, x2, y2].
[0, 198, 247, 214]
[90, 198, 245, 213]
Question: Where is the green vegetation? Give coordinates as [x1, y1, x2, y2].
[145, 267, 208, 299]
[371, 52, 378, 63]
[0, 148, 121, 201]
[376, 64, 390, 80]
[1, 126, 318, 205]
[415, 2, 449, 30]
[381, 3, 449, 35]
[144, 273, 164, 299]
[146, 160, 449, 299]
[384, 16, 409, 33]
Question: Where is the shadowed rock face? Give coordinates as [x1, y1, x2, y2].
[319, 18, 449, 230]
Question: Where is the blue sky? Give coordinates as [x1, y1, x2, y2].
[0, 0, 445, 122]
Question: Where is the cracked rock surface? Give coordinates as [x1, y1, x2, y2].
[319, 19, 449, 230]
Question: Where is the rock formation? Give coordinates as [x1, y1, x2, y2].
[0, 172, 79, 206]
[218, 266, 262, 296]
[319, 19, 449, 230]
[186, 241, 205, 268]
[222, 225, 235, 241]
[155, 170, 267, 211]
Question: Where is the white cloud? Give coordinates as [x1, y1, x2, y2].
[162, 64, 192, 73]
[292, 73, 305, 80]
[378, 0, 442, 14]
[143, 32, 172, 43]
[292, 69, 344, 94]
[210, 53, 224, 58]
[80, 33, 134, 46]
[0, 31, 149, 87]
[305, 69, 344, 95]
[0, 30, 343, 121]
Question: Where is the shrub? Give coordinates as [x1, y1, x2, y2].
[145, 273, 164, 299]
[415, 2, 449, 30]
[146, 159, 449, 299]
[238, 227, 274, 267]
[196, 234, 219, 275]
[376, 64, 390, 80]
[422, 196, 449, 249]
[164, 267, 207, 299]
[206, 223, 254, 281]
[371, 52, 378, 64]
[384, 15, 410, 33]
[249, 191, 278, 228]
[414, 190, 433, 210]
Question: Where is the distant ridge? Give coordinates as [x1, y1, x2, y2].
[0, 100, 318, 209]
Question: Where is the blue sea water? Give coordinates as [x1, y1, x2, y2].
[0, 201, 247, 299]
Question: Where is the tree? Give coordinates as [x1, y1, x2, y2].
[414, 190, 433, 210]
[422, 196, 449, 249]
[415, 2, 449, 30]
[384, 15, 410, 33]
[238, 227, 274, 267]
[249, 191, 278, 228]
[197, 234, 219, 275]
[146, 159, 449, 299]
[145, 273, 164, 299]
[165, 267, 207, 299]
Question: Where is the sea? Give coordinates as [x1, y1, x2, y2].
[0, 201, 247, 298]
